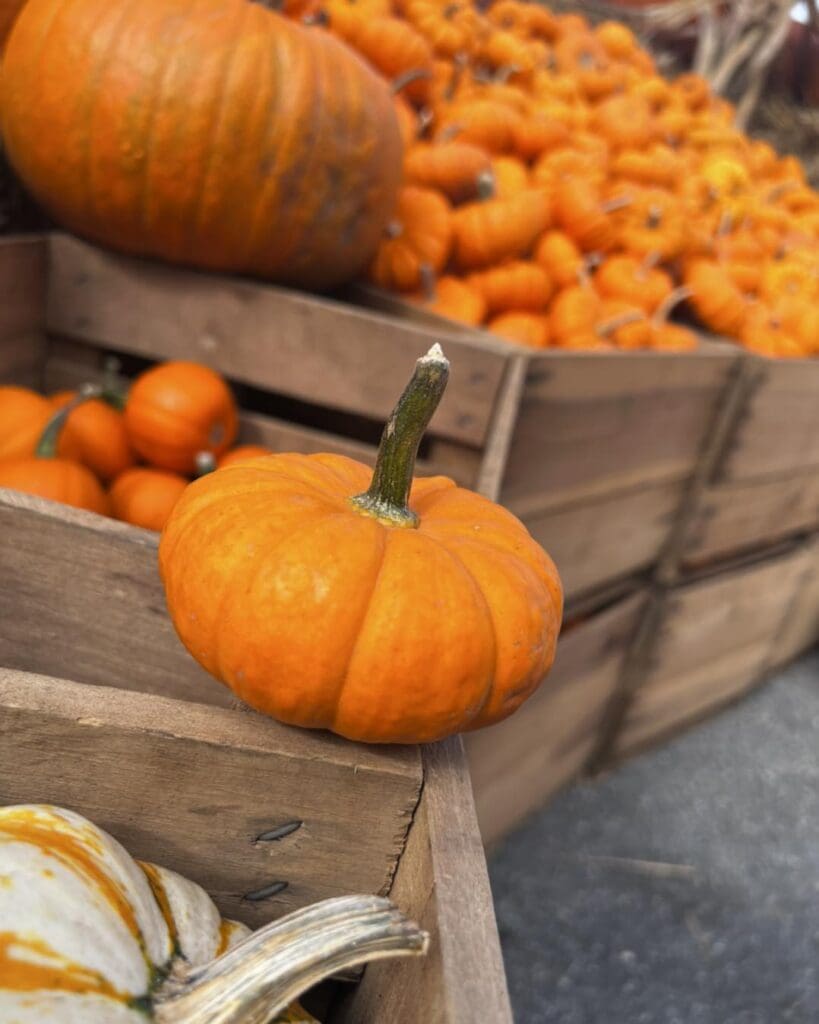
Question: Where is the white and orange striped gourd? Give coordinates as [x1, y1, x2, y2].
[0, 804, 428, 1022]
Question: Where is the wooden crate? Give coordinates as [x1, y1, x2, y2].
[666, 355, 819, 572]
[599, 543, 811, 763]
[465, 586, 647, 846]
[0, 489, 512, 1024]
[0, 232, 738, 605]
[770, 533, 819, 668]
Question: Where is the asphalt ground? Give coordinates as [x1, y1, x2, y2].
[490, 650, 819, 1024]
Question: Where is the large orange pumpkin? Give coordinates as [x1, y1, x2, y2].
[160, 346, 563, 744]
[1, 0, 403, 288]
[124, 361, 238, 474]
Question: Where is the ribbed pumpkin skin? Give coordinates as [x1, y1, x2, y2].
[1, 0, 403, 288]
[51, 390, 135, 482]
[159, 453, 563, 744]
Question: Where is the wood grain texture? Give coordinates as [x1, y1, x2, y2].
[678, 472, 819, 570]
[45, 233, 510, 448]
[522, 480, 683, 602]
[334, 739, 513, 1024]
[0, 668, 421, 931]
[501, 346, 737, 511]
[770, 536, 819, 668]
[474, 353, 528, 501]
[717, 356, 819, 482]
[0, 235, 48, 384]
[608, 545, 810, 761]
[0, 489, 231, 705]
[466, 590, 647, 846]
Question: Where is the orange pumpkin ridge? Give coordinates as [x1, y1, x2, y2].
[159, 345, 562, 744]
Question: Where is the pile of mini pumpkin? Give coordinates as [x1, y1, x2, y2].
[281, 0, 819, 357]
[0, 362, 266, 526]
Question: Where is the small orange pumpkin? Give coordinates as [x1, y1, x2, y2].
[124, 361, 238, 475]
[50, 389, 134, 483]
[488, 311, 551, 348]
[369, 186, 452, 291]
[0, 386, 55, 461]
[403, 142, 491, 203]
[469, 260, 552, 314]
[416, 273, 487, 326]
[0, 390, 110, 515]
[594, 254, 674, 314]
[684, 260, 749, 336]
[159, 345, 563, 743]
[452, 190, 550, 270]
[109, 466, 190, 531]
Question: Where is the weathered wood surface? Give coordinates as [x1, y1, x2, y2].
[501, 346, 737, 511]
[334, 739, 513, 1024]
[522, 480, 683, 603]
[770, 536, 819, 668]
[0, 489, 230, 705]
[0, 667, 421, 931]
[0, 234, 47, 384]
[45, 233, 510, 449]
[466, 590, 646, 846]
[715, 356, 819, 482]
[609, 545, 810, 760]
[678, 472, 819, 570]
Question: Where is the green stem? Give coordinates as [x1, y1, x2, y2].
[36, 383, 101, 458]
[350, 344, 449, 528]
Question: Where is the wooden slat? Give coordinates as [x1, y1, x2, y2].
[44, 347, 483, 488]
[500, 346, 737, 511]
[521, 480, 683, 602]
[0, 668, 421, 931]
[717, 356, 819, 482]
[466, 590, 647, 846]
[474, 353, 529, 501]
[334, 739, 513, 1024]
[770, 535, 819, 668]
[0, 235, 48, 384]
[678, 471, 819, 570]
[646, 546, 809, 684]
[612, 643, 767, 758]
[0, 489, 231, 705]
[45, 233, 511, 448]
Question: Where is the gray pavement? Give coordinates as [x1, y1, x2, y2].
[490, 651, 819, 1024]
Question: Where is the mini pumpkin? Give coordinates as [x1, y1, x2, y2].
[124, 361, 238, 475]
[369, 186, 452, 291]
[416, 273, 487, 326]
[452, 190, 550, 270]
[109, 467, 190, 532]
[160, 345, 563, 743]
[403, 142, 491, 203]
[0, 385, 55, 461]
[488, 311, 551, 348]
[594, 254, 673, 314]
[469, 260, 552, 314]
[51, 389, 134, 483]
[0, 803, 426, 1022]
[0, 389, 110, 515]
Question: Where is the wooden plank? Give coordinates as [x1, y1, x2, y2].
[0, 235, 48, 384]
[612, 643, 767, 759]
[334, 739, 513, 1024]
[770, 535, 819, 668]
[678, 472, 819, 570]
[646, 546, 809, 684]
[465, 590, 647, 846]
[500, 347, 737, 511]
[521, 480, 683, 603]
[0, 489, 230, 706]
[0, 668, 421, 931]
[717, 356, 819, 482]
[474, 353, 528, 501]
[45, 233, 511, 448]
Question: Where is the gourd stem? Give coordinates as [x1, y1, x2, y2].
[351, 343, 449, 528]
[195, 451, 217, 476]
[155, 895, 428, 1024]
[36, 383, 102, 458]
[652, 285, 693, 326]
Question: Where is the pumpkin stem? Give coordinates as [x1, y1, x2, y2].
[350, 344, 449, 528]
[476, 168, 496, 200]
[195, 451, 217, 476]
[36, 383, 102, 459]
[600, 194, 632, 215]
[392, 67, 431, 95]
[652, 285, 693, 326]
[419, 263, 437, 302]
[154, 895, 428, 1024]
